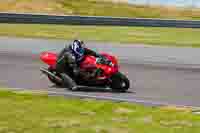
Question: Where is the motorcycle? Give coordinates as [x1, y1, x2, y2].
[39, 50, 130, 92]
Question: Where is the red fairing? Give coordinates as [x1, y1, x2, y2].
[80, 53, 119, 78]
[40, 51, 119, 78]
[80, 56, 97, 70]
[100, 52, 119, 68]
[40, 52, 57, 66]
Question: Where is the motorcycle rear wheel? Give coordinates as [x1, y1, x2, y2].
[48, 67, 63, 86]
[60, 73, 77, 90]
[48, 67, 77, 90]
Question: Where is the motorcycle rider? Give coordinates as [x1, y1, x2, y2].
[55, 39, 102, 80]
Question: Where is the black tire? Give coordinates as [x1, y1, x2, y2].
[60, 73, 77, 90]
[110, 72, 130, 92]
[48, 67, 62, 86]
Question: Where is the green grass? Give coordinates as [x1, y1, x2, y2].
[1, 0, 200, 20]
[0, 89, 200, 133]
[1, 23, 200, 47]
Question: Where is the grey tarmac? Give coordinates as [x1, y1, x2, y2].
[1, 36, 200, 107]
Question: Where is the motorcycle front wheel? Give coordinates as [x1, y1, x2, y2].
[110, 72, 130, 92]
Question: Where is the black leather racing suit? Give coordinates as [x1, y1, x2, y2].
[55, 46, 100, 79]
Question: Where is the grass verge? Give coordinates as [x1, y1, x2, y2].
[1, 23, 200, 47]
[1, 0, 200, 20]
[0, 89, 200, 133]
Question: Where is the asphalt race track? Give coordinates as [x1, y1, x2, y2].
[1, 36, 200, 107]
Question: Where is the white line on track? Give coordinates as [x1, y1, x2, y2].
[9, 87, 200, 109]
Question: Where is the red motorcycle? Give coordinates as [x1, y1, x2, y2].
[40, 50, 130, 92]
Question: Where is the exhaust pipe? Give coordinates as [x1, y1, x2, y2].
[40, 67, 62, 82]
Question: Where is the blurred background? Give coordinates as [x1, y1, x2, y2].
[108, 0, 200, 8]
[130, 0, 199, 8]
[1, 0, 200, 19]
